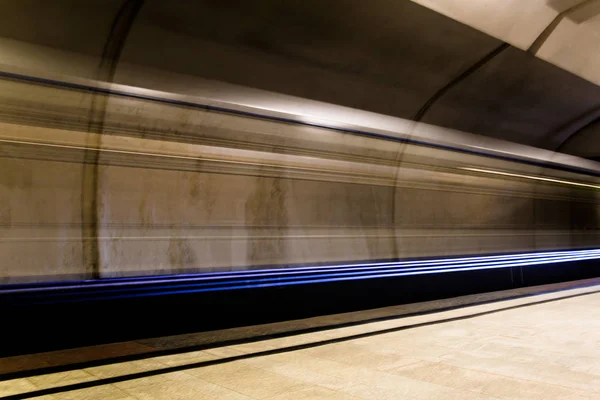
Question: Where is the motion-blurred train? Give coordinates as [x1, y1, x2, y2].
[0, 70, 599, 285]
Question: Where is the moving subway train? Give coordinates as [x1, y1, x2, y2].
[2, 0, 600, 359]
[0, 69, 599, 288]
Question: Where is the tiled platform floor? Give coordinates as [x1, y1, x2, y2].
[1, 282, 599, 399]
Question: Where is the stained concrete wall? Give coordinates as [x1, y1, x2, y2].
[1, 77, 599, 283]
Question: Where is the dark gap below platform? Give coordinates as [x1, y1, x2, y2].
[1, 258, 599, 362]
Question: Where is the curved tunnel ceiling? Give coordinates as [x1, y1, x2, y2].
[0, 0, 599, 158]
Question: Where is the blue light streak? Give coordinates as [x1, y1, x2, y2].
[3, 249, 600, 305]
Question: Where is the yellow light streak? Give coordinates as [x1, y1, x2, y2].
[461, 167, 600, 190]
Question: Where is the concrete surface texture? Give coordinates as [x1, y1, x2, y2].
[1, 281, 599, 399]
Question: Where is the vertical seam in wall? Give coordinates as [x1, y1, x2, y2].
[81, 0, 145, 279]
[388, 42, 509, 259]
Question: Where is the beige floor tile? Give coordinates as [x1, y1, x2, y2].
[228, 341, 277, 354]
[84, 359, 168, 379]
[336, 341, 452, 362]
[267, 331, 337, 348]
[204, 346, 246, 359]
[341, 384, 419, 400]
[121, 378, 253, 400]
[153, 350, 218, 367]
[46, 384, 132, 400]
[186, 362, 311, 398]
[28, 369, 97, 389]
[263, 386, 362, 399]
[113, 370, 197, 390]
[392, 360, 494, 390]
[391, 360, 592, 400]
[328, 349, 420, 371]
[271, 353, 464, 400]
[438, 349, 600, 393]
[278, 351, 376, 382]
[0, 378, 37, 396]
[243, 357, 354, 391]
[341, 382, 499, 400]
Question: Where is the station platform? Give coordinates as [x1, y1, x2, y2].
[1, 278, 599, 399]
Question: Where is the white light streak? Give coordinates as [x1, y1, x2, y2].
[461, 167, 600, 190]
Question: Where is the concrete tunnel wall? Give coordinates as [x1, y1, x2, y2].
[0, 0, 599, 283]
[1, 76, 599, 283]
